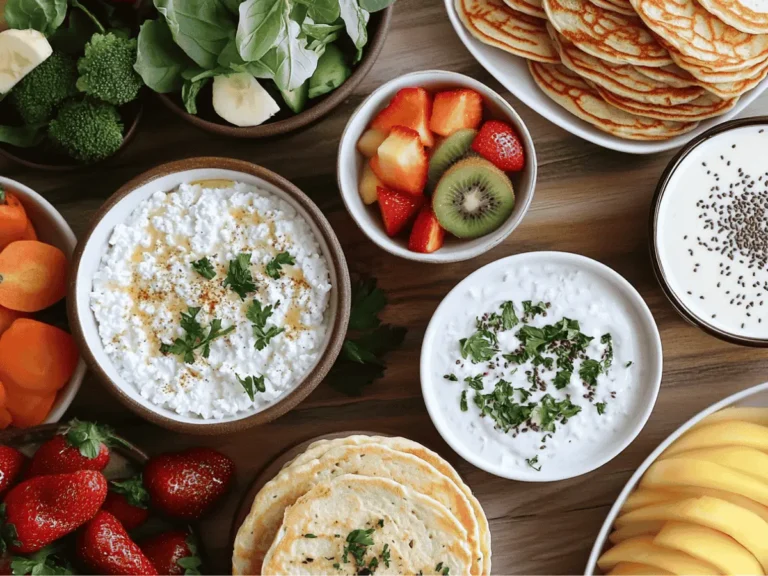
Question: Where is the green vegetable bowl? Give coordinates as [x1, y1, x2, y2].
[143, 2, 394, 139]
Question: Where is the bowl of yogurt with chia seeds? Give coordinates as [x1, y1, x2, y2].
[651, 117, 768, 347]
[420, 252, 663, 481]
[68, 158, 351, 434]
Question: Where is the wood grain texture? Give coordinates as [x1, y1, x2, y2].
[2, 0, 768, 573]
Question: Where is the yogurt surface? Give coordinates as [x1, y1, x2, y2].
[657, 124, 768, 340]
[421, 253, 661, 480]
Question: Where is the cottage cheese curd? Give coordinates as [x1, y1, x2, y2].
[90, 181, 332, 419]
[421, 253, 661, 480]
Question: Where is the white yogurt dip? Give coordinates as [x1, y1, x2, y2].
[90, 181, 332, 419]
[656, 124, 768, 340]
[421, 252, 662, 481]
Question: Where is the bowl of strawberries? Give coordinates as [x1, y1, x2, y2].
[0, 420, 235, 574]
[337, 70, 537, 262]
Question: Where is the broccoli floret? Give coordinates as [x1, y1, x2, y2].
[10, 52, 78, 124]
[48, 99, 124, 163]
[77, 33, 143, 106]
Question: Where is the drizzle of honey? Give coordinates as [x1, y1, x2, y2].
[190, 179, 235, 189]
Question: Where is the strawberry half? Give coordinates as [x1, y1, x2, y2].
[471, 120, 525, 172]
[0, 447, 26, 495]
[141, 531, 201, 576]
[104, 475, 150, 531]
[77, 511, 157, 575]
[28, 419, 121, 477]
[143, 448, 235, 520]
[377, 186, 423, 237]
[429, 89, 484, 137]
[370, 127, 428, 196]
[370, 87, 434, 147]
[1, 470, 107, 554]
[409, 206, 445, 254]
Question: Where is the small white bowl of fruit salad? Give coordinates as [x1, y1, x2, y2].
[337, 70, 537, 263]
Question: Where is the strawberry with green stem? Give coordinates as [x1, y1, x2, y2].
[103, 475, 150, 531]
[141, 531, 202, 575]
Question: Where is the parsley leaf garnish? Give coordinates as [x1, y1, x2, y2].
[303, 534, 317, 539]
[343, 528, 375, 566]
[625, 360, 633, 368]
[237, 374, 266, 400]
[443, 373, 458, 382]
[522, 300, 549, 321]
[596, 402, 607, 415]
[265, 251, 296, 279]
[246, 299, 284, 350]
[525, 455, 541, 471]
[223, 253, 257, 299]
[348, 278, 387, 331]
[191, 257, 216, 280]
[553, 370, 572, 390]
[464, 374, 484, 390]
[459, 330, 498, 363]
[601, 333, 614, 369]
[500, 301, 519, 329]
[579, 359, 603, 387]
[160, 307, 235, 363]
[381, 543, 390, 568]
[460, 391, 468, 412]
[538, 394, 581, 433]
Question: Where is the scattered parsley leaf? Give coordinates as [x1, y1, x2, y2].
[522, 300, 549, 321]
[381, 543, 390, 568]
[538, 394, 582, 433]
[459, 330, 498, 363]
[552, 370, 572, 390]
[579, 359, 603, 387]
[601, 333, 614, 369]
[348, 278, 386, 331]
[443, 373, 458, 382]
[500, 301, 519, 330]
[343, 528, 375, 566]
[191, 257, 216, 280]
[625, 360, 633, 368]
[525, 455, 541, 471]
[464, 374, 484, 391]
[265, 251, 296, 279]
[246, 299, 284, 350]
[237, 374, 266, 400]
[460, 391, 468, 412]
[223, 253, 257, 299]
[160, 307, 235, 363]
[596, 402, 607, 415]
[303, 534, 317, 539]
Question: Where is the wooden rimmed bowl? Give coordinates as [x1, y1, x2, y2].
[0, 99, 143, 172]
[154, 7, 392, 139]
[67, 157, 351, 434]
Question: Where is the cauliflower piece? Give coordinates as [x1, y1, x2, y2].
[47, 98, 124, 163]
[77, 33, 143, 106]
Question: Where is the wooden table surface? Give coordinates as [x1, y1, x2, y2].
[3, 0, 768, 573]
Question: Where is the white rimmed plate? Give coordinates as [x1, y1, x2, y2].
[444, 0, 768, 154]
[421, 251, 663, 481]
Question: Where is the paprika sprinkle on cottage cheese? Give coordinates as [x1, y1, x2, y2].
[89, 181, 332, 419]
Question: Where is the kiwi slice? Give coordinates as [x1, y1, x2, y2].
[432, 157, 515, 239]
[427, 129, 477, 192]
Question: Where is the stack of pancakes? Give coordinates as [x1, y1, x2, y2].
[456, 0, 768, 140]
[232, 435, 491, 575]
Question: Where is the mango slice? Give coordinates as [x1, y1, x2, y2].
[597, 536, 719, 575]
[665, 421, 768, 457]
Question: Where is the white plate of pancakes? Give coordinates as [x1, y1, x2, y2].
[232, 433, 491, 575]
[446, 0, 768, 153]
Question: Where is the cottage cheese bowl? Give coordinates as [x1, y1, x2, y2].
[421, 252, 663, 481]
[69, 159, 351, 434]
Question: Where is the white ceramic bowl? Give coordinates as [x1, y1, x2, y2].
[68, 158, 351, 435]
[585, 380, 768, 574]
[0, 176, 86, 423]
[421, 251, 663, 481]
[337, 69, 537, 263]
[444, 0, 768, 155]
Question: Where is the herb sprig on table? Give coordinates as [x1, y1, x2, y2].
[160, 306, 235, 363]
[326, 278, 406, 396]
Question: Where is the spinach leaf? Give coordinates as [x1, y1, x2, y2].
[302, 20, 344, 40]
[154, 0, 235, 70]
[220, 0, 243, 15]
[339, 0, 368, 55]
[0, 124, 46, 148]
[290, 2, 307, 23]
[49, 8, 100, 54]
[245, 48, 279, 79]
[272, 19, 319, 91]
[236, 0, 286, 62]
[359, 0, 395, 11]
[182, 76, 210, 114]
[4, 0, 67, 36]
[134, 18, 190, 94]
[307, 0, 340, 23]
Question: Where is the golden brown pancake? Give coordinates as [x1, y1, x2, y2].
[637, 61, 768, 98]
[457, 0, 559, 62]
[543, 0, 673, 67]
[529, 61, 699, 139]
[697, 0, 768, 35]
[669, 47, 768, 82]
[548, 24, 704, 105]
[594, 83, 740, 120]
[589, 0, 636, 15]
[630, 0, 768, 70]
[502, 0, 547, 19]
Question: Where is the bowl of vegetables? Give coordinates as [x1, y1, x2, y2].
[0, 0, 143, 171]
[136, 0, 394, 138]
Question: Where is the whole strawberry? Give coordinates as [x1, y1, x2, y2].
[0, 470, 107, 553]
[141, 531, 202, 575]
[143, 448, 234, 520]
[103, 475, 150, 531]
[471, 120, 526, 172]
[77, 510, 157, 575]
[0, 447, 26, 494]
[29, 419, 123, 477]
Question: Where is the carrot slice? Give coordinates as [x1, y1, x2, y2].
[0, 305, 27, 336]
[0, 241, 67, 312]
[0, 319, 79, 393]
[0, 188, 28, 251]
[0, 407, 12, 429]
[4, 385, 54, 428]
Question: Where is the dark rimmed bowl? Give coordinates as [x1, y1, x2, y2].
[649, 116, 768, 347]
[67, 157, 352, 435]
[0, 99, 143, 172]
[155, 7, 393, 139]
